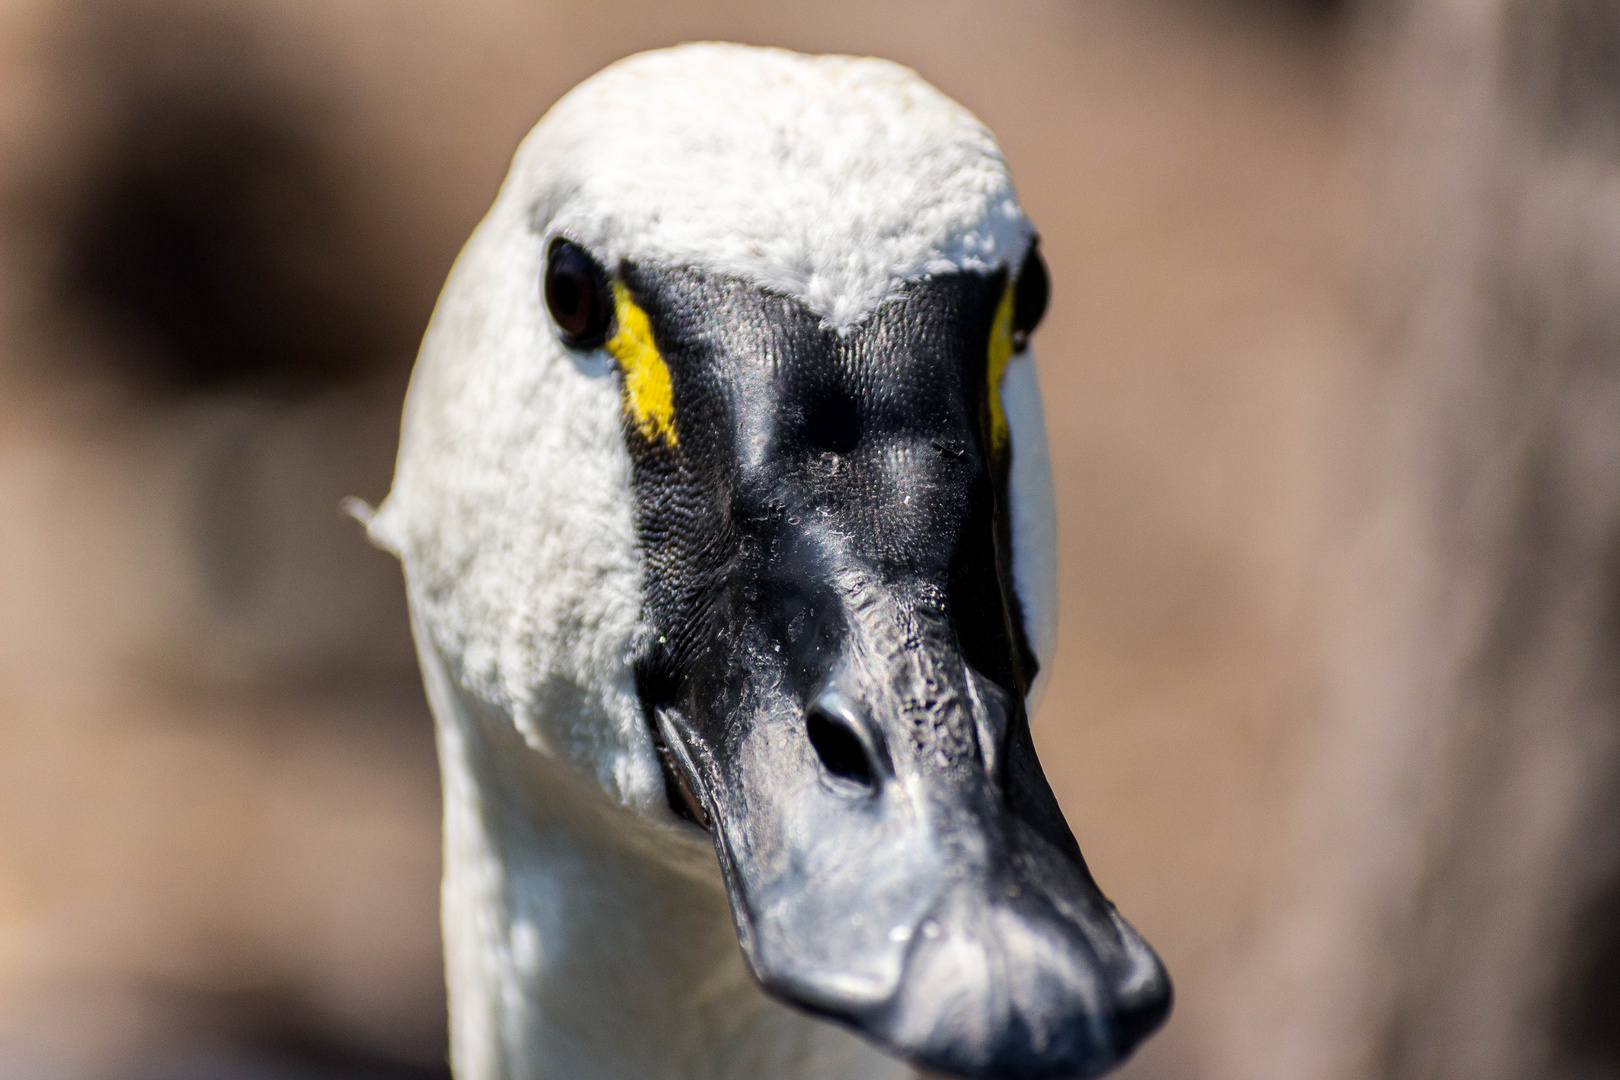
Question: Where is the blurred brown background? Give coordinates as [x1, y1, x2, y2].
[1, 1, 1616, 1078]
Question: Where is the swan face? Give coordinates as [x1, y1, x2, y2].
[377, 43, 1168, 1080]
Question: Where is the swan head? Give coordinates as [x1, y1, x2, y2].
[374, 43, 1169, 1080]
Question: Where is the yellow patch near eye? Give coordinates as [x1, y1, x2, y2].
[607, 279, 678, 446]
[986, 275, 1017, 457]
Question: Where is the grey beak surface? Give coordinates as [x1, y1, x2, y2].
[662, 639, 1171, 1080]
[624, 264, 1170, 1078]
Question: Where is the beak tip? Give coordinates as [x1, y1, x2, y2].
[770, 905, 1172, 1080]
[1110, 945, 1173, 1059]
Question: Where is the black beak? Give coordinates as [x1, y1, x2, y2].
[623, 263, 1170, 1078]
[654, 573, 1169, 1079]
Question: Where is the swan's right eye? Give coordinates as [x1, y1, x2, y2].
[544, 238, 612, 349]
[1010, 241, 1048, 353]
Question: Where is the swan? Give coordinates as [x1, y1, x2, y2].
[367, 43, 1170, 1080]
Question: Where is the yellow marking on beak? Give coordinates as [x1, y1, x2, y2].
[987, 274, 1017, 457]
[607, 279, 678, 446]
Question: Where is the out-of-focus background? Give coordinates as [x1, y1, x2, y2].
[2, 1, 1617, 1078]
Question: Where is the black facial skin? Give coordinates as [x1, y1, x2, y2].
[610, 262, 1170, 1080]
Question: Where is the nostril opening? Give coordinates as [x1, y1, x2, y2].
[803, 384, 861, 455]
[806, 706, 876, 789]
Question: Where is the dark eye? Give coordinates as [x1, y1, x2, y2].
[544, 238, 612, 348]
[1011, 241, 1048, 352]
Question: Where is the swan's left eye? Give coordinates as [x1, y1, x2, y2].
[544, 238, 612, 348]
[1011, 242, 1049, 352]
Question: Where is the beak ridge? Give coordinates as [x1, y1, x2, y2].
[689, 696, 1172, 1080]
